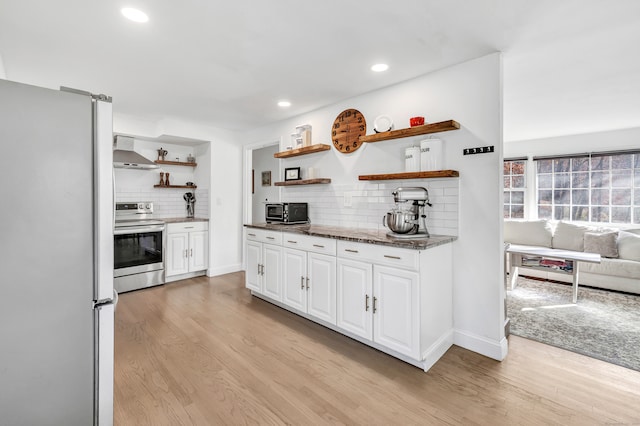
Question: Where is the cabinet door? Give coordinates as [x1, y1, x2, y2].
[336, 259, 372, 340]
[373, 265, 420, 358]
[188, 231, 208, 272]
[282, 248, 307, 312]
[307, 253, 336, 325]
[166, 232, 189, 277]
[245, 241, 262, 292]
[262, 244, 283, 301]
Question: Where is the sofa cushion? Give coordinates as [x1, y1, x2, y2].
[581, 258, 640, 279]
[617, 231, 640, 262]
[552, 221, 591, 251]
[504, 220, 553, 247]
[584, 231, 619, 258]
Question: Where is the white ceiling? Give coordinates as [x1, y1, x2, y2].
[1, 0, 639, 142]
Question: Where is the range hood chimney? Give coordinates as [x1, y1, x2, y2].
[113, 135, 158, 169]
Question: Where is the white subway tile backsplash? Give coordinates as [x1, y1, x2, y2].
[282, 178, 459, 236]
[116, 187, 209, 219]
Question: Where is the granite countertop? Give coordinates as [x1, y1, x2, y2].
[244, 223, 456, 250]
[163, 217, 209, 224]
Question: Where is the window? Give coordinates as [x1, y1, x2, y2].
[504, 160, 526, 219]
[535, 153, 640, 224]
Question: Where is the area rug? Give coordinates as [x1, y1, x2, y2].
[507, 277, 640, 372]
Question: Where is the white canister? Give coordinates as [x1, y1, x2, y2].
[420, 138, 443, 171]
[405, 146, 421, 172]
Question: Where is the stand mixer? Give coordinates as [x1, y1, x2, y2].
[383, 187, 432, 238]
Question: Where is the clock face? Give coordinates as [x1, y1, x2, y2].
[332, 109, 366, 154]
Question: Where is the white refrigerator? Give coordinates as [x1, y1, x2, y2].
[0, 79, 115, 425]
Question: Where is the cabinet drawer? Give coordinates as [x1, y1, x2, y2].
[167, 221, 208, 233]
[282, 234, 336, 255]
[337, 241, 419, 271]
[246, 228, 283, 245]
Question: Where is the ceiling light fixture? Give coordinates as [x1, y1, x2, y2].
[371, 63, 389, 72]
[121, 7, 149, 23]
[277, 100, 291, 107]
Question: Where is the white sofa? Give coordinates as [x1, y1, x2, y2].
[504, 220, 640, 294]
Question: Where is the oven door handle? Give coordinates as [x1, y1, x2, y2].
[113, 225, 165, 235]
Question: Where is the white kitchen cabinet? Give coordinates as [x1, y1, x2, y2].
[336, 258, 372, 340]
[336, 259, 419, 358]
[244, 226, 453, 372]
[372, 265, 420, 358]
[282, 246, 336, 324]
[166, 221, 209, 281]
[245, 229, 283, 300]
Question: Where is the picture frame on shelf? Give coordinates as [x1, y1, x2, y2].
[284, 167, 301, 181]
[261, 170, 271, 186]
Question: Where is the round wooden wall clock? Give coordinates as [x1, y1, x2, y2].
[332, 109, 366, 154]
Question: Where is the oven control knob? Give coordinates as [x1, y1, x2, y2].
[145, 203, 151, 210]
[138, 203, 143, 209]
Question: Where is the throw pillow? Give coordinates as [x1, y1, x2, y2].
[552, 221, 592, 251]
[504, 220, 553, 247]
[617, 231, 640, 262]
[584, 231, 619, 258]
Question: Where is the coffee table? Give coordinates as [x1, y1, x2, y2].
[506, 244, 601, 303]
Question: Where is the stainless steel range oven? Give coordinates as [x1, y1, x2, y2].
[114, 202, 165, 293]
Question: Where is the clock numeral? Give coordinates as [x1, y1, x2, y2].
[334, 123, 340, 129]
[346, 146, 350, 152]
[339, 144, 344, 150]
[333, 139, 339, 145]
[353, 141, 358, 147]
[345, 110, 352, 117]
[332, 130, 336, 136]
[359, 125, 365, 131]
[358, 117, 363, 123]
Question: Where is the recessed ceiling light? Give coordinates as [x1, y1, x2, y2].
[371, 63, 389, 72]
[121, 7, 149, 23]
[277, 100, 291, 107]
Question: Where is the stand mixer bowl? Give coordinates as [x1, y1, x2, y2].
[383, 210, 418, 234]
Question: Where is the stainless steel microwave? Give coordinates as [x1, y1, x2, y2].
[265, 202, 308, 224]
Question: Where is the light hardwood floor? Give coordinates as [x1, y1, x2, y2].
[114, 272, 640, 425]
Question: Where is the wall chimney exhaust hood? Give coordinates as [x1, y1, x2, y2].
[113, 135, 158, 169]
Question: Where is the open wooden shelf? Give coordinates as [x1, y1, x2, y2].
[359, 120, 460, 143]
[153, 184, 198, 189]
[155, 160, 197, 167]
[358, 170, 459, 181]
[274, 144, 331, 159]
[274, 178, 331, 186]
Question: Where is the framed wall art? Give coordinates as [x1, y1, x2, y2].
[261, 170, 271, 186]
[284, 167, 301, 181]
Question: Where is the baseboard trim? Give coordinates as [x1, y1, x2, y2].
[422, 330, 454, 372]
[453, 329, 508, 361]
[207, 263, 242, 277]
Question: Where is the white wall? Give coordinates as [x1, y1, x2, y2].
[241, 53, 507, 361]
[504, 126, 640, 158]
[0, 53, 6, 79]
[252, 144, 280, 223]
[114, 114, 243, 277]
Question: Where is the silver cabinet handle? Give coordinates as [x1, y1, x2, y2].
[261, 264, 265, 276]
[184, 249, 188, 258]
[373, 297, 378, 314]
[306, 277, 309, 290]
[184, 226, 194, 229]
[312, 244, 325, 248]
[300, 276, 304, 289]
[365, 294, 370, 311]
[248, 233, 256, 237]
[266, 236, 275, 240]
[384, 255, 401, 260]
[288, 240, 298, 244]
[345, 249, 359, 253]
[190, 248, 193, 257]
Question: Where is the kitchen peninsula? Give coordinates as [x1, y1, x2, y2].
[244, 223, 455, 371]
